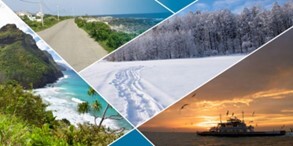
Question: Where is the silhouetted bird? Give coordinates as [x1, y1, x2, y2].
[180, 104, 189, 110]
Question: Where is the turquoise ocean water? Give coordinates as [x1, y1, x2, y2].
[34, 69, 133, 131]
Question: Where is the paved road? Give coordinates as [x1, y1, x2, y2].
[38, 19, 108, 72]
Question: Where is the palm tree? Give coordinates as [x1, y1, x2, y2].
[92, 100, 102, 125]
[88, 87, 110, 130]
[87, 87, 96, 96]
[77, 87, 125, 133]
[77, 102, 90, 114]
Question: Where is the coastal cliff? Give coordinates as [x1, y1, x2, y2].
[0, 24, 63, 88]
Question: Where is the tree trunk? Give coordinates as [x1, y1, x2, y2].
[97, 104, 110, 130]
[94, 116, 97, 125]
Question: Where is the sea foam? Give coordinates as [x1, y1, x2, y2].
[34, 78, 120, 130]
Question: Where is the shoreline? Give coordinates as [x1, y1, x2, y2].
[33, 70, 122, 130]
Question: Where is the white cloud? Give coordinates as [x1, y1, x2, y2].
[194, 3, 209, 10]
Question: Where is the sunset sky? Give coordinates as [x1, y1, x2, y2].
[139, 28, 293, 133]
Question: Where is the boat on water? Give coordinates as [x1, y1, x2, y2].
[197, 115, 286, 137]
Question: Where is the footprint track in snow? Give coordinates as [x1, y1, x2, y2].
[110, 66, 164, 125]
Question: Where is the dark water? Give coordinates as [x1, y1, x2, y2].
[142, 132, 293, 146]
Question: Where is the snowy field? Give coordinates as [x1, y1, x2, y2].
[80, 55, 246, 126]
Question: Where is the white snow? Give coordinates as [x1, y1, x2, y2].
[81, 55, 246, 126]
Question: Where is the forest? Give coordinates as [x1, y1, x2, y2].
[106, 2, 293, 61]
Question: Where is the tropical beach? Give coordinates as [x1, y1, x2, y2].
[0, 2, 132, 145]
[34, 69, 133, 130]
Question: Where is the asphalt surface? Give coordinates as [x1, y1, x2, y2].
[38, 19, 108, 71]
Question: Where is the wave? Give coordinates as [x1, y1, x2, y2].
[34, 86, 120, 130]
[71, 98, 84, 104]
[56, 74, 69, 82]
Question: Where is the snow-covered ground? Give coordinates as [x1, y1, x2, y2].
[80, 55, 246, 126]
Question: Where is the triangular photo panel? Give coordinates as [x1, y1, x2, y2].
[81, 0, 293, 126]
[139, 25, 293, 146]
[0, 1, 133, 145]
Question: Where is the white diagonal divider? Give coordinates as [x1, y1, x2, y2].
[154, 0, 175, 13]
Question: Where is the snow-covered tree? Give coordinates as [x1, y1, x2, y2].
[107, 1, 293, 61]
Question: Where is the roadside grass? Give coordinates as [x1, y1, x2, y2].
[21, 15, 72, 32]
[75, 17, 135, 53]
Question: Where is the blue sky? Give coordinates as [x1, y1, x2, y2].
[182, 0, 288, 14]
[2, 0, 169, 16]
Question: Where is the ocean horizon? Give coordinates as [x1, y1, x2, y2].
[142, 131, 293, 146]
[91, 12, 171, 19]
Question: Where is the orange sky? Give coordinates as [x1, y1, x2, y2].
[139, 89, 293, 132]
[139, 28, 293, 133]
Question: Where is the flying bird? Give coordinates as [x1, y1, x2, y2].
[180, 104, 189, 110]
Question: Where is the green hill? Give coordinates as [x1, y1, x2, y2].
[0, 24, 63, 88]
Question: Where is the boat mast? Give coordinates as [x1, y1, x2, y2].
[220, 114, 222, 123]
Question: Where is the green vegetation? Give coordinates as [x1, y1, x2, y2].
[0, 82, 122, 145]
[75, 17, 135, 52]
[21, 15, 71, 32]
[0, 24, 124, 145]
[0, 24, 63, 88]
[107, 17, 161, 34]
[0, 114, 68, 145]
[78, 88, 125, 132]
